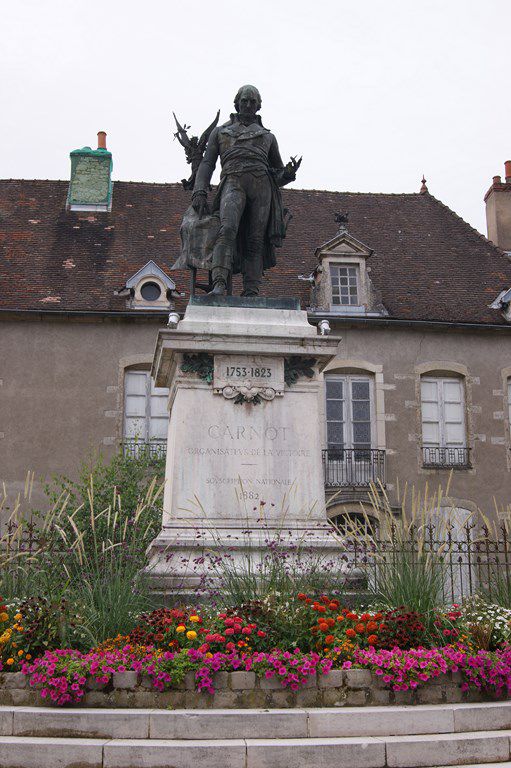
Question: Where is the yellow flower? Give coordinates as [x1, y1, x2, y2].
[186, 630, 197, 640]
[189, 615, 200, 623]
[6, 658, 14, 666]
[17, 650, 24, 657]
[176, 625, 186, 633]
[205, 652, 213, 658]
[11, 642, 17, 649]
[14, 614, 22, 621]
[26, 654, 32, 661]
[0, 613, 8, 623]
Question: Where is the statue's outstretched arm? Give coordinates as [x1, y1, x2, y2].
[269, 136, 299, 187]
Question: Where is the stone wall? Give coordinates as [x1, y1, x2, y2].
[0, 669, 498, 709]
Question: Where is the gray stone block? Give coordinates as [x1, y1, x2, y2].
[246, 737, 386, 768]
[150, 709, 308, 740]
[212, 671, 229, 689]
[295, 689, 319, 707]
[415, 685, 444, 705]
[322, 688, 348, 707]
[103, 738, 246, 767]
[453, 702, 511, 732]
[260, 675, 284, 690]
[345, 669, 372, 689]
[308, 705, 455, 738]
[345, 690, 368, 706]
[0, 736, 106, 768]
[230, 671, 256, 690]
[9, 690, 34, 706]
[385, 731, 511, 768]
[318, 669, 344, 688]
[0, 710, 13, 736]
[3, 672, 26, 689]
[13, 708, 150, 739]
[112, 671, 138, 689]
[268, 690, 294, 708]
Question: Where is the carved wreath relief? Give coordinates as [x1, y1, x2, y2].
[213, 355, 284, 404]
[181, 354, 317, 404]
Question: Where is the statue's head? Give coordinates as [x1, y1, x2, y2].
[234, 85, 262, 116]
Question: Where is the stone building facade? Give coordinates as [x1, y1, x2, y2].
[2, 136, 511, 524]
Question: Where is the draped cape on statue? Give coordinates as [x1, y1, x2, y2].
[172, 169, 289, 274]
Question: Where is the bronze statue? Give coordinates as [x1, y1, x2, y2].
[173, 85, 301, 297]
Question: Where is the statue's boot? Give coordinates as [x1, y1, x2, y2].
[207, 267, 229, 296]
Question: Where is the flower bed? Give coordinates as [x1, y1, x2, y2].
[2, 593, 511, 709]
[0, 643, 509, 709]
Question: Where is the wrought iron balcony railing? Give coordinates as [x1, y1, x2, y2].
[322, 448, 386, 488]
[122, 439, 167, 459]
[422, 445, 470, 469]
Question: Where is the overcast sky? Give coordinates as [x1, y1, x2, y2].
[2, 0, 510, 235]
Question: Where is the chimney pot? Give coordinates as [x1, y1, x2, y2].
[505, 160, 511, 183]
[97, 131, 107, 150]
[493, 175, 502, 185]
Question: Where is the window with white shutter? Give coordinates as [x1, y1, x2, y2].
[420, 377, 469, 467]
[123, 370, 169, 457]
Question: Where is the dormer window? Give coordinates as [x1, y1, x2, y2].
[330, 264, 359, 306]
[115, 260, 178, 311]
[310, 214, 387, 317]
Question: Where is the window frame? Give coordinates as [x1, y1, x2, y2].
[329, 263, 360, 308]
[325, 373, 376, 451]
[123, 369, 169, 449]
[420, 375, 469, 468]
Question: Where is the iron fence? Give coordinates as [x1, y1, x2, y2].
[329, 517, 511, 604]
[122, 439, 167, 459]
[323, 448, 386, 488]
[422, 446, 471, 469]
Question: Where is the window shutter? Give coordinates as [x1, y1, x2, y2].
[326, 378, 344, 448]
[124, 370, 169, 445]
[421, 379, 440, 446]
[421, 377, 465, 448]
[124, 371, 149, 441]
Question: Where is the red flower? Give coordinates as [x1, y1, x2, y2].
[346, 628, 356, 638]
[367, 634, 378, 645]
[297, 593, 307, 601]
[325, 634, 335, 644]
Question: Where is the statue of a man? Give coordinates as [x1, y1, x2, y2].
[190, 85, 301, 296]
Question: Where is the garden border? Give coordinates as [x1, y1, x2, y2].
[0, 669, 503, 709]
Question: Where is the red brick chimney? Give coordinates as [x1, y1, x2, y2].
[485, 162, 511, 250]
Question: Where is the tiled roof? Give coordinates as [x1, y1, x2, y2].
[0, 178, 509, 324]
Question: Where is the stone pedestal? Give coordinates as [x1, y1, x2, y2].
[147, 297, 340, 595]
